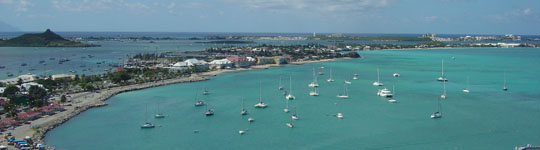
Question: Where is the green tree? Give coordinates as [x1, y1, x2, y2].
[28, 85, 47, 107]
[2, 84, 20, 100]
[2, 102, 17, 117]
[60, 95, 67, 104]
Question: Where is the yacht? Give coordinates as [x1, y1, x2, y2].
[141, 105, 155, 129]
[248, 116, 254, 122]
[337, 84, 349, 99]
[286, 76, 296, 100]
[388, 85, 397, 103]
[344, 80, 352, 84]
[241, 97, 248, 115]
[284, 96, 289, 113]
[441, 80, 447, 99]
[278, 76, 284, 90]
[141, 122, 155, 128]
[377, 88, 393, 97]
[336, 113, 344, 119]
[373, 68, 384, 86]
[238, 130, 245, 135]
[291, 107, 299, 120]
[194, 90, 205, 106]
[430, 98, 442, 119]
[205, 109, 214, 116]
[202, 88, 210, 95]
[327, 69, 335, 82]
[503, 71, 508, 91]
[309, 87, 319, 96]
[393, 73, 400, 77]
[195, 101, 205, 106]
[353, 74, 358, 80]
[286, 118, 294, 128]
[254, 82, 268, 108]
[462, 76, 470, 93]
[154, 104, 167, 118]
[308, 68, 319, 87]
[437, 59, 448, 82]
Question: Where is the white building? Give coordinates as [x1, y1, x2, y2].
[0, 73, 40, 85]
[209, 59, 233, 69]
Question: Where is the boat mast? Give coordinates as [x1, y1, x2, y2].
[289, 75, 293, 95]
[441, 59, 444, 77]
[443, 80, 446, 95]
[377, 68, 380, 83]
[259, 81, 262, 103]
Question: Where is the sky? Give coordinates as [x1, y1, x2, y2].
[0, 0, 539, 35]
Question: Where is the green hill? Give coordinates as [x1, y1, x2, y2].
[0, 29, 99, 47]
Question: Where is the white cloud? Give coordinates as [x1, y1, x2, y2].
[51, 0, 153, 14]
[230, 0, 391, 15]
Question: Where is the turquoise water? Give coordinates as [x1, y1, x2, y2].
[45, 48, 540, 149]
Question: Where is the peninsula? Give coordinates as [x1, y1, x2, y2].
[0, 29, 99, 47]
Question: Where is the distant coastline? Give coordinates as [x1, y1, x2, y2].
[0, 29, 100, 47]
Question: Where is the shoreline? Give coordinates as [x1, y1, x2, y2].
[4, 57, 350, 149]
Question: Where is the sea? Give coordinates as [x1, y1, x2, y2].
[1, 32, 539, 149]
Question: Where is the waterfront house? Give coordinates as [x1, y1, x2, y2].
[17, 111, 41, 121]
[0, 73, 40, 85]
[209, 59, 233, 69]
[51, 74, 76, 81]
[226, 56, 255, 68]
[184, 59, 209, 70]
[20, 82, 45, 91]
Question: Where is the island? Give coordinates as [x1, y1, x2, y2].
[194, 40, 255, 44]
[0, 29, 100, 47]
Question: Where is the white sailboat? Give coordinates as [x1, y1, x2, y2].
[141, 104, 155, 128]
[503, 71, 508, 91]
[254, 82, 268, 108]
[154, 103, 167, 118]
[284, 96, 289, 113]
[462, 76, 470, 93]
[205, 104, 214, 116]
[248, 116, 254, 122]
[309, 86, 319, 96]
[393, 73, 400, 77]
[286, 117, 294, 128]
[327, 69, 335, 82]
[286, 76, 296, 100]
[344, 80, 352, 84]
[318, 67, 324, 75]
[194, 89, 205, 107]
[308, 68, 319, 87]
[377, 88, 393, 97]
[278, 76, 284, 90]
[353, 74, 358, 80]
[202, 87, 210, 95]
[441, 80, 447, 99]
[241, 97, 248, 115]
[437, 59, 448, 82]
[388, 85, 397, 103]
[430, 98, 442, 119]
[373, 68, 384, 86]
[291, 107, 299, 120]
[337, 84, 349, 99]
[336, 113, 344, 119]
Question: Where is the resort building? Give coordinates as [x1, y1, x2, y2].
[226, 56, 255, 68]
[209, 59, 233, 69]
[51, 74, 76, 81]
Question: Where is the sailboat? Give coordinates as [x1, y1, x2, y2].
[141, 104, 155, 128]
[377, 88, 393, 97]
[286, 76, 296, 100]
[318, 67, 324, 75]
[327, 69, 335, 82]
[430, 98, 442, 119]
[373, 68, 384, 86]
[337, 84, 349, 99]
[441, 80, 447, 99]
[503, 71, 508, 91]
[205, 104, 214, 116]
[308, 68, 319, 87]
[241, 97, 248, 115]
[344, 80, 352, 84]
[202, 88, 210, 95]
[278, 76, 284, 90]
[254, 82, 268, 108]
[248, 116, 254, 122]
[462, 76, 470, 93]
[353, 74, 358, 80]
[284, 96, 289, 113]
[336, 113, 344, 119]
[437, 59, 448, 82]
[388, 85, 397, 103]
[194, 89, 205, 107]
[291, 107, 299, 120]
[286, 117, 294, 128]
[154, 104, 167, 118]
[309, 86, 319, 96]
